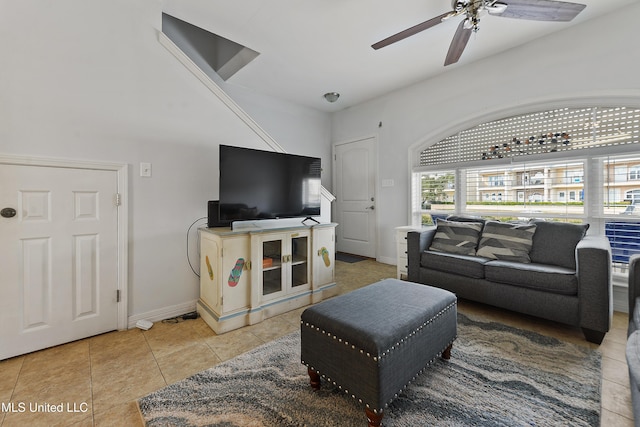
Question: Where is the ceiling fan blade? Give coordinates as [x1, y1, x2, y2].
[494, 0, 586, 22]
[444, 20, 472, 66]
[372, 11, 452, 50]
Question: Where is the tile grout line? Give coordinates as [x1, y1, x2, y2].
[600, 353, 631, 389]
[141, 330, 168, 388]
[601, 377, 634, 422]
[88, 339, 96, 426]
[2, 356, 26, 427]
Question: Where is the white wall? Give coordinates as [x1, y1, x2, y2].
[224, 85, 332, 181]
[331, 3, 640, 264]
[3, 0, 638, 320]
[0, 1, 331, 319]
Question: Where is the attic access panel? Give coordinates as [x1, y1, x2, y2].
[162, 12, 259, 81]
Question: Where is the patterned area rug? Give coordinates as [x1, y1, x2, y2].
[138, 314, 601, 426]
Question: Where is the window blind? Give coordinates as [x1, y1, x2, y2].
[464, 161, 584, 221]
[412, 170, 456, 225]
[420, 107, 640, 167]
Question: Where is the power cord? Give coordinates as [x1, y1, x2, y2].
[187, 216, 207, 277]
[162, 312, 199, 324]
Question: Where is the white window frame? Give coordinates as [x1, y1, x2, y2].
[410, 106, 640, 278]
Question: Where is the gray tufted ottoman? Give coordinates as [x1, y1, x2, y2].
[300, 278, 457, 427]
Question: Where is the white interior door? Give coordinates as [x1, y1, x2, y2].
[0, 163, 120, 360]
[334, 137, 376, 258]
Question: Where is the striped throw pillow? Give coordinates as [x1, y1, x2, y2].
[429, 219, 484, 256]
[476, 221, 537, 262]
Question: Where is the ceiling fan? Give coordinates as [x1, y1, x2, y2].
[372, 0, 587, 66]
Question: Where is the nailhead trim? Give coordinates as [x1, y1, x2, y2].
[302, 334, 457, 414]
[301, 301, 456, 361]
[301, 301, 457, 412]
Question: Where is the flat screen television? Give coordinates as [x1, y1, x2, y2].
[219, 145, 322, 224]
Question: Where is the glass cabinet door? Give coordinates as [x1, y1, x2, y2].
[291, 235, 309, 289]
[258, 231, 311, 300]
[262, 239, 282, 296]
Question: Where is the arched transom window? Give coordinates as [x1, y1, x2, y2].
[411, 106, 640, 269]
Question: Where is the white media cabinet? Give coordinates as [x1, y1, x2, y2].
[197, 221, 337, 333]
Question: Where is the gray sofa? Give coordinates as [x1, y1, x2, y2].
[626, 254, 640, 425]
[407, 216, 612, 343]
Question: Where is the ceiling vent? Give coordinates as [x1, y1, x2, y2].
[162, 13, 259, 81]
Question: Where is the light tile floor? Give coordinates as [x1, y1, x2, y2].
[0, 259, 633, 426]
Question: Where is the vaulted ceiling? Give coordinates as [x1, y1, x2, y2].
[162, 0, 639, 112]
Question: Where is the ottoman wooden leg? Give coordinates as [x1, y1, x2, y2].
[442, 343, 453, 360]
[308, 367, 321, 390]
[365, 408, 383, 427]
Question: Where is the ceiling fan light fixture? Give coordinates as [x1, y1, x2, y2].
[452, 0, 468, 13]
[372, 0, 586, 66]
[324, 92, 340, 103]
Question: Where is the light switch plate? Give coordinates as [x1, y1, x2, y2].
[140, 162, 152, 177]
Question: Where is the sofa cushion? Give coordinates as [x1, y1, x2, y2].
[485, 260, 578, 295]
[626, 331, 640, 393]
[428, 219, 483, 256]
[634, 297, 640, 334]
[476, 221, 537, 263]
[529, 220, 589, 269]
[421, 251, 489, 279]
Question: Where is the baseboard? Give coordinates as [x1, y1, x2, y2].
[127, 300, 198, 329]
[613, 284, 629, 314]
[376, 256, 396, 265]
[125, 283, 628, 330]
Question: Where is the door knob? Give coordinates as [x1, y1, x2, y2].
[1, 207, 16, 218]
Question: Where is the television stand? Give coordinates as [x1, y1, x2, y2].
[302, 217, 320, 225]
[197, 223, 337, 334]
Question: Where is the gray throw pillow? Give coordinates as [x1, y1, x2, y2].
[476, 221, 537, 262]
[528, 220, 589, 269]
[429, 219, 483, 256]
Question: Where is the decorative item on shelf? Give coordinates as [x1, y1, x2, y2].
[481, 131, 571, 160]
[263, 257, 273, 268]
